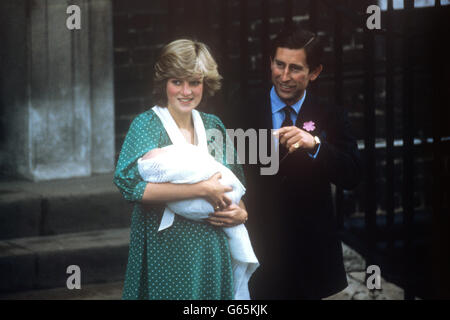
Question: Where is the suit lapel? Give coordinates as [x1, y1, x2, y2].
[295, 94, 323, 137]
[295, 93, 313, 128]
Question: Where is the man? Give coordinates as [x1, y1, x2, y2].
[243, 27, 362, 299]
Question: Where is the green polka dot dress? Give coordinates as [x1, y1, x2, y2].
[113, 109, 245, 300]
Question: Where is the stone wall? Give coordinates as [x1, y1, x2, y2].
[0, 0, 115, 181]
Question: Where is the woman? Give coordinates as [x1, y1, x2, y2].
[114, 39, 249, 299]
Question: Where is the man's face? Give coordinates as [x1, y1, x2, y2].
[271, 47, 322, 105]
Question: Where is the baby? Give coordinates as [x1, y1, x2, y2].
[137, 143, 259, 300]
[138, 144, 245, 220]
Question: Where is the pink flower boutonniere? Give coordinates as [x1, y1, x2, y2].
[303, 121, 316, 132]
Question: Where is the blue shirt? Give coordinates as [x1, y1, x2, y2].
[270, 87, 320, 158]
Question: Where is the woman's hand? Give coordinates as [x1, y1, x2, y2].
[200, 172, 233, 210]
[140, 172, 231, 207]
[205, 202, 248, 228]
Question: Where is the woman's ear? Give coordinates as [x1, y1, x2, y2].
[309, 64, 323, 81]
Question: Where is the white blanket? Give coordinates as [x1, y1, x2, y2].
[139, 106, 259, 300]
[138, 144, 245, 220]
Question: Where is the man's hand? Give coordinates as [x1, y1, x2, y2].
[274, 126, 316, 153]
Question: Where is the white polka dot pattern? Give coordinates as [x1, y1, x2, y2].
[113, 109, 246, 300]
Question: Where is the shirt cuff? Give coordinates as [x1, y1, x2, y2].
[308, 143, 321, 159]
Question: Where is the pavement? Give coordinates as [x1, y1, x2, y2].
[0, 281, 123, 300]
[326, 243, 405, 300]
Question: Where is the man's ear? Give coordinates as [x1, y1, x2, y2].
[309, 64, 323, 81]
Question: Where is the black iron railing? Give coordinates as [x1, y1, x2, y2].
[317, 0, 449, 299]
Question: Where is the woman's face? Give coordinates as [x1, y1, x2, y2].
[166, 77, 204, 115]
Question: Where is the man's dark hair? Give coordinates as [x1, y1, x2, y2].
[271, 27, 323, 71]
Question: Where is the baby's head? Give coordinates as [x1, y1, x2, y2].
[141, 147, 168, 160]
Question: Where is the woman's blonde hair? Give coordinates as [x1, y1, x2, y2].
[153, 39, 222, 106]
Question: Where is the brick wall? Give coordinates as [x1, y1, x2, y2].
[112, 0, 167, 157]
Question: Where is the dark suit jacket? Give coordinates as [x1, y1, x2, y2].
[241, 90, 362, 299]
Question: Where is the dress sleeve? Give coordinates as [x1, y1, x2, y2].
[113, 112, 161, 203]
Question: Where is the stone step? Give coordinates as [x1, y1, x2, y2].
[0, 281, 123, 300]
[0, 173, 133, 240]
[0, 227, 129, 294]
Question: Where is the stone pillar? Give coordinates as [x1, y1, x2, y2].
[0, 0, 114, 181]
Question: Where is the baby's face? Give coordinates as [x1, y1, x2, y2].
[141, 147, 168, 160]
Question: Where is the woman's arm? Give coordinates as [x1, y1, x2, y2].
[142, 172, 233, 209]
